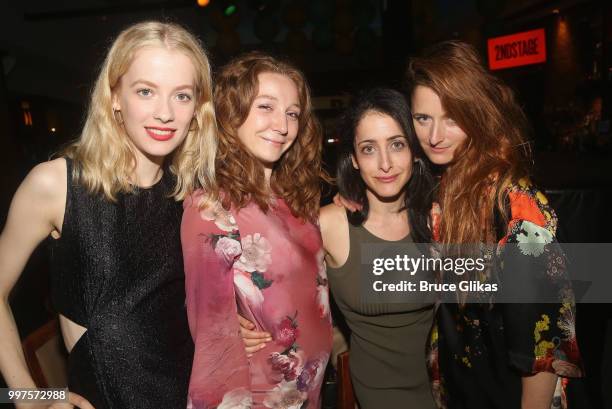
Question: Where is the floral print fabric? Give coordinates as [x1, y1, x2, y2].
[182, 192, 332, 409]
[428, 180, 583, 409]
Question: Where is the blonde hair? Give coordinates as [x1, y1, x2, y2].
[64, 20, 217, 201]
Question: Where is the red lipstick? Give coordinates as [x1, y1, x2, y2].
[145, 127, 176, 141]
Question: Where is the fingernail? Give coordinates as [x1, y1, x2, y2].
[260, 344, 266, 349]
[266, 337, 272, 342]
[247, 354, 253, 358]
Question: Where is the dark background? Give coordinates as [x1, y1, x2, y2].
[0, 0, 611, 407]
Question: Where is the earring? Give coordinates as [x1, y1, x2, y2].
[112, 108, 124, 125]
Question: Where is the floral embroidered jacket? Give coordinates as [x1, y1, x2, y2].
[427, 180, 583, 409]
[181, 192, 332, 409]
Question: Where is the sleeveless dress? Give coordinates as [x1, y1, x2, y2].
[327, 218, 436, 409]
[48, 158, 194, 409]
[181, 192, 333, 409]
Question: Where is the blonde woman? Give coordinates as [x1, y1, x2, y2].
[0, 21, 216, 409]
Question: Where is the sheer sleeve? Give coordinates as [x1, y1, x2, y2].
[181, 193, 252, 409]
[499, 183, 583, 378]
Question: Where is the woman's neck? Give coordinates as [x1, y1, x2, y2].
[363, 190, 410, 240]
[365, 189, 405, 217]
[364, 190, 409, 232]
[132, 152, 164, 188]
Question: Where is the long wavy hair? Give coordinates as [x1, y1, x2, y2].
[211, 52, 325, 223]
[336, 88, 434, 243]
[64, 21, 217, 201]
[406, 41, 532, 244]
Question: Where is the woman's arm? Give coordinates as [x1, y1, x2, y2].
[181, 198, 252, 409]
[521, 372, 557, 409]
[0, 160, 93, 408]
[501, 185, 582, 407]
[319, 203, 350, 268]
[0, 161, 65, 390]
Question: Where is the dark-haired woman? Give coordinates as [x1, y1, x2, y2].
[329, 42, 583, 409]
[319, 88, 437, 408]
[240, 88, 438, 408]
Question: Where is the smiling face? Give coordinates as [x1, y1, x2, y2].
[236, 72, 301, 173]
[112, 46, 196, 165]
[351, 111, 413, 201]
[411, 85, 468, 166]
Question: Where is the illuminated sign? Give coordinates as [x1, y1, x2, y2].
[487, 28, 546, 70]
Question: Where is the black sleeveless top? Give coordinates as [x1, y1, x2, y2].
[49, 158, 193, 409]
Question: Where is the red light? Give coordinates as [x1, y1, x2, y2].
[487, 28, 546, 70]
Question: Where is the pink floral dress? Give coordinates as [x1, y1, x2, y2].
[182, 191, 332, 409]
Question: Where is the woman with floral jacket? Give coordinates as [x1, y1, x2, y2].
[407, 41, 582, 409]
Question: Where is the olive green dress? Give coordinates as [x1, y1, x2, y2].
[327, 221, 436, 409]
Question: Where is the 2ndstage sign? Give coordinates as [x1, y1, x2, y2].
[487, 28, 546, 70]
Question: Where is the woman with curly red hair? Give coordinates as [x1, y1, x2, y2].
[406, 41, 583, 409]
[181, 52, 332, 408]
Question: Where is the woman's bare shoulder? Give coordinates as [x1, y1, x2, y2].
[22, 158, 67, 201]
[319, 203, 347, 230]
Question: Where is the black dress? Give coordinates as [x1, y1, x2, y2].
[428, 183, 583, 409]
[48, 158, 193, 409]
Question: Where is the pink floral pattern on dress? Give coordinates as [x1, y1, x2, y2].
[182, 192, 332, 409]
[234, 269, 265, 309]
[263, 355, 328, 409]
[276, 312, 300, 349]
[236, 233, 273, 273]
[199, 201, 238, 232]
[263, 381, 308, 409]
[314, 250, 330, 320]
[217, 388, 252, 409]
[270, 350, 305, 382]
[214, 237, 242, 259]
